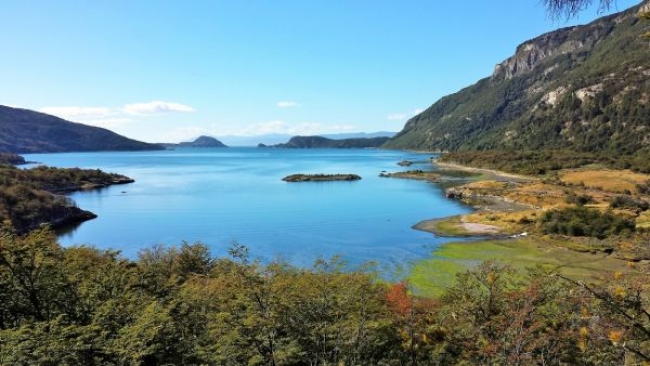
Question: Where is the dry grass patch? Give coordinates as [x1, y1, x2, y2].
[560, 169, 650, 194]
[636, 210, 650, 229]
[505, 182, 567, 207]
[463, 210, 534, 233]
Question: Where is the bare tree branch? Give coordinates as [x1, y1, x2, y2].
[542, 0, 616, 20]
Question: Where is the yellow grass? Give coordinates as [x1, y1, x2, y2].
[560, 170, 650, 194]
[636, 210, 650, 229]
[505, 182, 567, 207]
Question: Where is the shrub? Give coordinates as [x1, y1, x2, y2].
[541, 206, 635, 239]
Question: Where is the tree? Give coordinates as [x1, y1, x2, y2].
[542, 0, 615, 19]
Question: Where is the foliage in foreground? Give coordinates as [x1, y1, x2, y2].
[0, 228, 649, 365]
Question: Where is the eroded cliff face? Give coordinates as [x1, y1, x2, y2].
[384, 1, 650, 153]
[490, 5, 642, 81]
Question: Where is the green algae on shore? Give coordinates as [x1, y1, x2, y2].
[408, 237, 629, 298]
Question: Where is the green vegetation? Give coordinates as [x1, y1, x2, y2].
[379, 170, 441, 182]
[0, 163, 133, 233]
[409, 237, 630, 296]
[609, 194, 650, 212]
[0, 105, 163, 153]
[1, 228, 648, 365]
[384, 3, 650, 173]
[282, 173, 362, 182]
[273, 135, 390, 148]
[541, 206, 635, 238]
[438, 150, 599, 175]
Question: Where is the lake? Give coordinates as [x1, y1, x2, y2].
[23, 148, 471, 276]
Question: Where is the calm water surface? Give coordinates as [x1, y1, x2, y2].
[23, 148, 470, 275]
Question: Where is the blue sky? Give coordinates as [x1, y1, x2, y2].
[0, 0, 641, 143]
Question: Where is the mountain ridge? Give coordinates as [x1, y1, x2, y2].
[384, 1, 650, 161]
[267, 135, 390, 148]
[0, 105, 163, 153]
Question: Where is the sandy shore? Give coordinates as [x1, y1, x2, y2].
[432, 160, 536, 183]
[413, 217, 503, 236]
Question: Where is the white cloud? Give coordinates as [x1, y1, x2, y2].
[40, 106, 113, 120]
[233, 121, 355, 136]
[38, 106, 132, 129]
[387, 113, 406, 121]
[277, 101, 298, 108]
[189, 120, 357, 137]
[155, 126, 211, 143]
[412, 108, 424, 115]
[123, 101, 195, 115]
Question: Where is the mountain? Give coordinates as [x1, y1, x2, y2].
[269, 135, 391, 148]
[0, 105, 163, 153]
[321, 131, 396, 139]
[219, 134, 293, 146]
[219, 131, 396, 146]
[176, 135, 227, 148]
[384, 2, 650, 158]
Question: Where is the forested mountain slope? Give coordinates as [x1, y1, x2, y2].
[272, 135, 390, 148]
[385, 2, 650, 158]
[0, 105, 163, 153]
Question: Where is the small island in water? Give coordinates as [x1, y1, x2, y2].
[282, 173, 362, 182]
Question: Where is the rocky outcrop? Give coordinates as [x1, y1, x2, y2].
[383, 1, 650, 154]
[282, 173, 362, 182]
[491, 8, 630, 81]
[397, 160, 413, 167]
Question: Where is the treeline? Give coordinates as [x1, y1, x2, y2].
[0, 163, 133, 233]
[1, 227, 648, 365]
[439, 149, 650, 175]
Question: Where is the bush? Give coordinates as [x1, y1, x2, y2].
[609, 195, 650, 212]
[541, 206, 635, 239]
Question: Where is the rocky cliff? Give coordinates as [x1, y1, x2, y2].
[384, 1, 650, 156]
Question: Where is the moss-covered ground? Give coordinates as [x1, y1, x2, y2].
[408, 237, 630, 297]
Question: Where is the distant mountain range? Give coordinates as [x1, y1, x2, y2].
[0, 105, 162, 153]
[265, 135, 390, 148]
[384, 1, 650, 157]
[219, 131, 396, 146]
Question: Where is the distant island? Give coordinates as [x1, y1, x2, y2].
[214, 131, 395, 146]
[282, 173, 362, 182]
[162, 135, 228, 148]
[264, 135, 390, 149]
[0, 105, 163, 153]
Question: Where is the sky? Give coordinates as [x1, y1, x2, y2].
[0, 0, 641, 143]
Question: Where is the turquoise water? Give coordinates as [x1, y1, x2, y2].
[23, 148, 470, 274]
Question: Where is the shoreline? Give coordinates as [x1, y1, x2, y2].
[432, 159, 536, 182]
